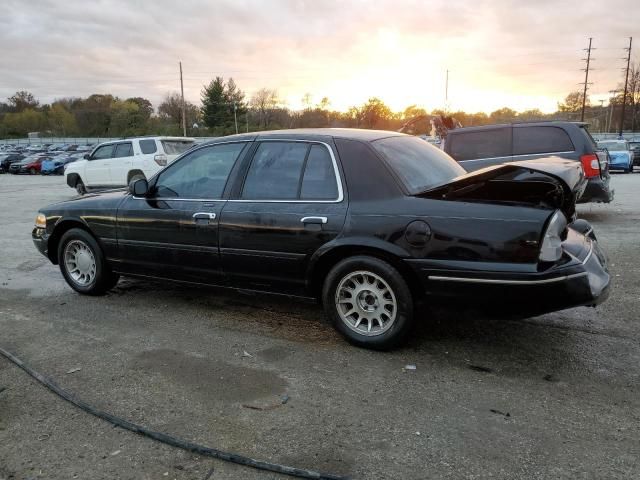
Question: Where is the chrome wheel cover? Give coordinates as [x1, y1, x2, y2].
[335, 270, 397, 336]
[64, 240, 96, 286]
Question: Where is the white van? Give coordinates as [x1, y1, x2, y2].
[65, 136, 195, 194]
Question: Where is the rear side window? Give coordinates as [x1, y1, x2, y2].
[448, 128, 511, 161]
[161, 140, 194, 155]
[513, 126, 574, 155]
[139, 139, 157, 154]
[242, 142, 309, 200]
[113, 142, 133, 158]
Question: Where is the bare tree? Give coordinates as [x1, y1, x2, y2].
[250, 88, 279, 128]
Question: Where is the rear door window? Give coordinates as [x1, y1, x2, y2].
[513, 126, 574, 155]
[241, 142, 309, 200]
[300, 144, 339, 200]
[448, 128, 511, 161]
[113, 142, 133, 158]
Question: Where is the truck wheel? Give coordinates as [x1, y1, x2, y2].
[76, 179, 86, 195]
[322, 255, 414, 350]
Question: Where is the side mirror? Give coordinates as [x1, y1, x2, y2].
[83, 154, 90, 160]
[129, 178, 149, 196]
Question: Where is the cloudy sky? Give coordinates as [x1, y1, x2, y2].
[1, 0, 637, 113]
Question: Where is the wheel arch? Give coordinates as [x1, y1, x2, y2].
[307, 240, 424, 301]
[47, 218, 93, 264]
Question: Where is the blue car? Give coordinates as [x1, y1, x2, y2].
[598, 140, 633, 173]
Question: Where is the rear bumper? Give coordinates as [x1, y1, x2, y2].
[406, 226, 609, 315]
[579, 176, 614, 203]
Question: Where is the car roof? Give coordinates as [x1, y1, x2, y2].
[448, 121, 588, 134]
[204, 128, 406, 145]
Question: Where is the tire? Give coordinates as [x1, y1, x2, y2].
[322, 255, 414, 350]
[29, 168, 37, 175]
[76, 179, 86, 195]
[128, 172, 146, 184]
[57, 228, 119, 295]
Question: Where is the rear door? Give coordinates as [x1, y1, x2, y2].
[109, 141, 135, 186]
[85, 144, 115, 186]
[448, 127, 512, 171]
[219, 140, 347, 293]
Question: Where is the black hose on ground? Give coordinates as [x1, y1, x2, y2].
[0, 346, 349, 480]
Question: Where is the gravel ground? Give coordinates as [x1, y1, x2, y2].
[0, 172, 639, 480]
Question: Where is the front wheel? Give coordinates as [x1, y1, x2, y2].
[30, 168, 37, 175]
[58, 228, 119, 295]
[75, 179, 86, 195]
[322, 256, 414, 350]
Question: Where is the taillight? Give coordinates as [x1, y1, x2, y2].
[154, 154, 167, 166]
[539, 211, 567, 262]
[580, 154, 600, 178]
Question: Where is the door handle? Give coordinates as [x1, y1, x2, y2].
[193, 212, 216, 224]
[300, 216, 327, 224]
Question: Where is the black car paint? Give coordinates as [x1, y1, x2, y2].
[33, 129, 609, 315]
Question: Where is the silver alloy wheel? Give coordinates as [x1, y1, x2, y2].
[335, 270, 397, 336]
[64, 239, 97, 286]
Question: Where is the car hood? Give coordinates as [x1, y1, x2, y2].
[415, 156, 585, 220]
[45, 189, 128, 212]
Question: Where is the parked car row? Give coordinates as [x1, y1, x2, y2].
[0, 143, 96, 175]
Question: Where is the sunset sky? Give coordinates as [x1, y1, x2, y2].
[0, 0, 637, 114]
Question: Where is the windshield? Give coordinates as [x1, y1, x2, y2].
[598, 141, 628, 152]
[371, 136, 465, 194]
[161, 140, 195, 155]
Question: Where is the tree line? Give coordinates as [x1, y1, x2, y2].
[1, 64, 638, 139]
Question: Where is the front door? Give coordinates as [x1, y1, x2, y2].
[219, 140, 347, 294]
[85, 143, 114, 186]
[115, 142, 250, 283]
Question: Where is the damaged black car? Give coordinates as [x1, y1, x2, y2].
[32, 129, 610, 349]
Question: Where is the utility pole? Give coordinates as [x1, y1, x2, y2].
[607, 89, 618, 133]
[179, 61, 186, 137]
[580, 38, 594, 122]
[233, 103, 238, 134]
[445, 69, 449, 111]
[618, 37, 633, 138]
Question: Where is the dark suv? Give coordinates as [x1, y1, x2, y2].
[443, 121, 613, 203]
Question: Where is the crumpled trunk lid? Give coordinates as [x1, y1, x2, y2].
[415, 157, 586, 220]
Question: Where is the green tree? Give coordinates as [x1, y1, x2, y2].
[48, 103, 77, 136]
[489, 107, 518, 124]
[201, 77, 227, 129]
[360, 97, 393, 129]
[2, 108, 47, 136]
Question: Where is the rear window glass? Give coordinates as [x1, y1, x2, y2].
[300, 144, 339, 200]
[513, 126, 574, 155]
[372, 136, 465, 194]
[139, 139, 157, 154]
[448, 128, 511, 161]
[161, 140, 195, 155]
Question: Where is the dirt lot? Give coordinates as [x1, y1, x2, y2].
[1, 173, 639, 480]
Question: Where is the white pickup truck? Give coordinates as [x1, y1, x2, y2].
[65, 136, 195, 194]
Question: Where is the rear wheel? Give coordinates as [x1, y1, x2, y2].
[322, 255, 414, 350]
[58, 228, 119, 295]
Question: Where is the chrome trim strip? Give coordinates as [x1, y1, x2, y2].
[133, 140, 344, 204]
[300, 216, 328, 224]
[230, 140, 344, 204]
[460, 151, 575, 162]
[428, 272, 588, 285]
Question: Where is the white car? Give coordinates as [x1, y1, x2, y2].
[65, 136, 195, 194]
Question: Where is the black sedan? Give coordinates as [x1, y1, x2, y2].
[32, 129, 610, 349]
